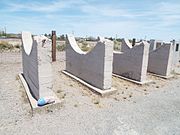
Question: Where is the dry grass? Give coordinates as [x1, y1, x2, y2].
[0, 41, 13, 51]
[0, 41, 21, 52]
[114, 40, 121, 51]
[56, 44, 66, 52]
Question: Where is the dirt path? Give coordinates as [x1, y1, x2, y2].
[0, 52, 180, 135]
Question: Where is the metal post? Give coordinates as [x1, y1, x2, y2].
[52, 31, 56, 62]
[132, 38, 136, 46]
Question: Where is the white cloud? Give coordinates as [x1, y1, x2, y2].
[1, 0, 180, 40]
[81, 5, 134, 18]
[5, 0, 86, 13]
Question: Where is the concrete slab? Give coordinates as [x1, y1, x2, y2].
[121, 38, 132, 52]
[113, 73, 152, 85]
[148, 43, 174, 77]
[65, 34, 114, 90]
[149, 39, 163, 51]
[172, 40, 180, 68]
[148, 72, 174, 79]
[62, 71, 117, 96]
[113, 40, 150, 83]
[21, 32, 53, 100]
[18, 73, 61, 114]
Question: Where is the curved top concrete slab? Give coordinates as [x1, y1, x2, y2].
[121, 38, 133, 52]
[148, 43, 173, 77]
[113, 41, 149, 82]
[66, 34, 114, 90]
[67, 34, 112, 56]
[123, 39, 132, 48]
[22, 31, 33, 55]
[67, 34, 86, 54]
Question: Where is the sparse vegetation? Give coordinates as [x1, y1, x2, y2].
[123, 97, 127, 100]
[81, 41, 88, 46]
[0, 41, 13, 51]
[56, 44, 66, 51]
[57, 90, 62, 93]
[60, 93, 66, 99]
[78, 40, 92, 52]
[80, 45, 90, 52]
[93, 100, 100, 104]
[114, 40, 121, 51]
[156, 86, 160, 88]
[69, 84, 73, 87]
[93, 98, 100, 105]
[114, 97, 120, 101]
[14, 44, 20, 49]
[16, 75, 19, 80]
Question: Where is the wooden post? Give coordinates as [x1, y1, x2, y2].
[52, 31, 56, 62]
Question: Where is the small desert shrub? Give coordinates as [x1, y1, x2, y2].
[80, 45, 90, 52]
[56, 44, 66, 51]
[114, 40, 121, 51]
[14, 44, 20, 49]
[0, 41, 14, 51]
[79, 41, 91, 52]
[78, 39, 85, 44]
[81, 41, 88, 46]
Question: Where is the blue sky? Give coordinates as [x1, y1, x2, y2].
[0, 0, 180, 40]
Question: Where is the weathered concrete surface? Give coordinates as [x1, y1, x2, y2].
[113, 41, 150, 82]
[65, 34, 113, 90]
[172, 40, 180, 67]
[121, 38, 132, 52]
[22, 32, 53, 100]
[18, 73, 61, 114]
[22, 32, 39, 99]
[148, 43, 174, 77]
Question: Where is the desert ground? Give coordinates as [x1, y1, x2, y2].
[0, 48, 180, 134]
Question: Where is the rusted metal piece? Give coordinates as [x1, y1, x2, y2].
[52, 31, 56, 62]
[132, 38, 136, 46]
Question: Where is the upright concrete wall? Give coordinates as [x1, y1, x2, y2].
[22, 32, 53, 100]
[172, 40, 180, 67]
[148, 43, 173, 77]
[37, 40, 53, 98]
[149, 39, 156, 51]
[121, 38, 132, 52]
[149, 39, 163, 51]
[66, 34, 113, 90]
[22, 32, 39, 100]
[113, 41, 150, 82]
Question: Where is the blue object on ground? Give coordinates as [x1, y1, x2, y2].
[37, 98, 46, 106]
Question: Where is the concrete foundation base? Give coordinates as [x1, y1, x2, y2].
[18, 73, 62, 114]
[174, 65, 180, 75]
[62, 71, 117, 96]
[113, 73, 152, 85]
[148, 72, 174, 79]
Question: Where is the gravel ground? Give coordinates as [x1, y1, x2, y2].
[0, 52, 180, 135]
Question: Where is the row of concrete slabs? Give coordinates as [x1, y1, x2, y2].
[19, 32, 180, 113]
